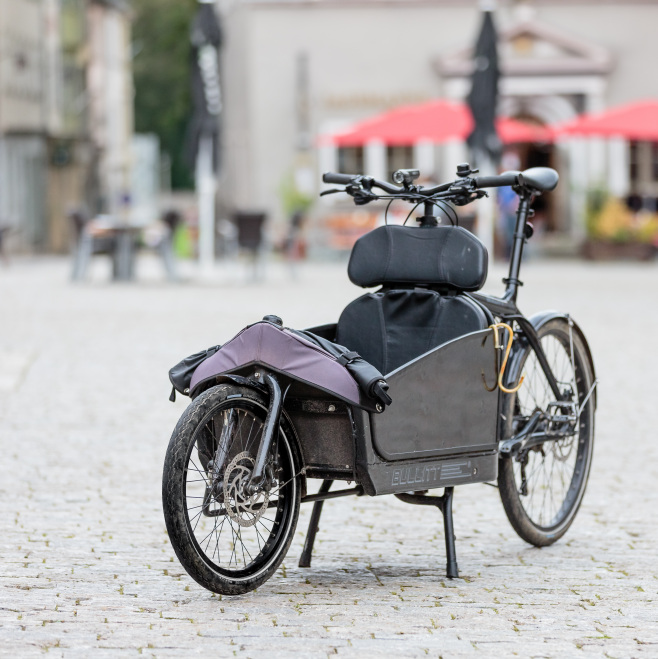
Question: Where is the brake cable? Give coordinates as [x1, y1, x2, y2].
[328, 181, 478, 225]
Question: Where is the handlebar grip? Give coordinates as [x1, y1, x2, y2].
[322, 172, 356, 185]
[473, 171, 520, 189]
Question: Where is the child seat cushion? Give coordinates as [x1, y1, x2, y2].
[348, 225, 488, 291]
[336, 288, 489, 375]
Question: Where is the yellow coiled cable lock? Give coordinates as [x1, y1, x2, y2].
[488, 322, 524, 394]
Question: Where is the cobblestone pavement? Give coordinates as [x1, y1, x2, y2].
[1, 255, 657, 658]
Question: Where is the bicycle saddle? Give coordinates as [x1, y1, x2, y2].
[519, 167, 559, 192]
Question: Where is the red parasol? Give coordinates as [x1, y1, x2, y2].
[555, 100, 658, 140]
[323, 99, 553, 147]
[496, 117, 554, 145]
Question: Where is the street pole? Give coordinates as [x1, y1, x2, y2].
[196, 134, 216, 273]
[477, 150, 496, 261]
[466, 3, 500, 263]
[189, 0, 222, 277]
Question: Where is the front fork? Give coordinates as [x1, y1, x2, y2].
[204, 372, 286, 510]
[245, 372, 286, 495]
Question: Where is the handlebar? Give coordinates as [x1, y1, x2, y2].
[323, 172, 453, 196]
[473, 171, 520, 189]
[322, 172, 401, 194]
[322, 168, 532, 208]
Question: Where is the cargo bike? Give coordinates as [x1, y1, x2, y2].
[162, 164, 597, 596]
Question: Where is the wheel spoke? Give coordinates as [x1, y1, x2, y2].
[172, 395, 298, 582]
[501, 322, 594, 536]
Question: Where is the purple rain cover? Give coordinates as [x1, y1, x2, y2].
[189, 322, 362, 405]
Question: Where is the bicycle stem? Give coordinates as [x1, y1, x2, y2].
[418, 200, 439, 227]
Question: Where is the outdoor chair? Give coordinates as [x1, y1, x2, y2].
[0, 225, 11, 266]
[69, 209, 117, 281]
[157, 209, 182, 282]
[233, 211, 266, 280]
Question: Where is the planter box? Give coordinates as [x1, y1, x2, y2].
[582, 240, 656, 261]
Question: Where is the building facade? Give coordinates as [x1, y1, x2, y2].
[217, 0, 658, 246]
[0, 0, 49, 249]
[86, 0, 134, 221]
[0, 0, 133, 253]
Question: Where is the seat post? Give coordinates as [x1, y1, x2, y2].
[504, 191, 532, 303]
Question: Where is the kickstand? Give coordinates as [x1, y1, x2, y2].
[298, 480, 333, 568]
[395, 486, 459, 579]
[441, 487, 459, 579]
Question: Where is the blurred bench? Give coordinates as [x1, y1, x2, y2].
[70, 209, 181, 282]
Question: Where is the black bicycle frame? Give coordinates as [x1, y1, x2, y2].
[470, 191, 565, 402]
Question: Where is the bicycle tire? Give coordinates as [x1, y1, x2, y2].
[162, 384, 301, 595]
[498, 318, 595, 546]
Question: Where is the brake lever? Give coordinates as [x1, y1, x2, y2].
[451, 191, 487, 206]
[344, 183, 378, 205]
[352, 189, 378, 205]
[319, 188, 342, 197]
[448, 180, 488, 206]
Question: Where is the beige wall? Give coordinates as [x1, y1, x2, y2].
[223, 2, 469, 216]
[537, 4, 658, 106]
[221, 1, 658, 227]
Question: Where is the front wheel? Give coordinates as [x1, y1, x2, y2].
[498, 318, 595, 546]
[162, 384, 301, 595]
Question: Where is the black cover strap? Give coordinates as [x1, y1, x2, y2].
[336, 351, 360, 366]
[291, 329, 392, 408]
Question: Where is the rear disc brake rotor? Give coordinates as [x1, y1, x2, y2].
[553, 436, 576, 462]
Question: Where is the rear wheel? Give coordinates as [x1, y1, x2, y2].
[162, 384, 301, 595]
[498, 318, 595, 546]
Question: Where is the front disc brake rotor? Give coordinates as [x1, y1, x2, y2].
[223, 452, 270, 527]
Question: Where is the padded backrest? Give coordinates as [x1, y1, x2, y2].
[348, 225, 488, 291]
[336, 288, 490, 375]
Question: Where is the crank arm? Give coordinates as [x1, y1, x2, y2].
[499, 410, 543, 456]
[513, 430, 576, 455]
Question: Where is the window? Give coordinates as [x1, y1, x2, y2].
[652, 143, 658, 181]
[387, 146, 414, 182]
[337, 147, 364, 175]
[629, 141, 658, 195]
[629, 141, 639, 184]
